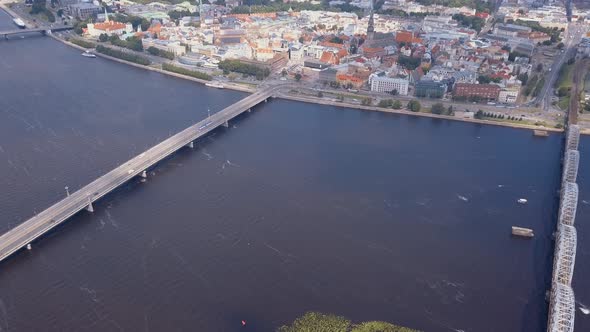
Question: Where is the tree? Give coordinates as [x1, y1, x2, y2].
[477, 75, 492, 84]
[517, 72, 528, 85]
[536, 63, 543, 72]
[378, 99, 394, 108]
[558, 86, 570, 97]
[281, 69, 287, 77]
[294, 73, 302, 81]
[475, 110, 484, 119]
[392, 100, 402, 109]
[361, 97, 373, 106]
[98, 33, 108, 42]
[317, 91, 323, 98]
[557, 42, 565, 50]
[407, 100, 421, 112]
[431, 102, 445, 114]
[57, 9, 63, 17]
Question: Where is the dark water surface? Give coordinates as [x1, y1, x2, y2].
[0, 14, 571, 332]
[573, 137, 590, 331]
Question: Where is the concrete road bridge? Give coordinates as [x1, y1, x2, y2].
[0, 85, 278, 263]
[0, 26, 72, 39]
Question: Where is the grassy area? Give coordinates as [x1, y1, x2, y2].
[558, 95, 571, 110]
[161, 63, 212, 81]
[556, 63, 574, 89]
[555, 62, 575, 109]
[69, 38, 96, 49]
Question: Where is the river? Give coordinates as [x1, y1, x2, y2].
[0, 10, 580, 332]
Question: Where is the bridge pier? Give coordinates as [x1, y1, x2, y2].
[140, 170, 147, 178]
[264, 98, 268, 103]
[85, 197, 94, 213]
[223, 121, 229, 128]
[187, 141, 194, 148]
[247, 108, 251, 113]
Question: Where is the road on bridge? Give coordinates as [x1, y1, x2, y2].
[0, 86, 277, 263]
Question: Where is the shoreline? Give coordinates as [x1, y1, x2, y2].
[50, 35, 572, 135]
[49, 35, 255, 94]
[280, 93, 566, 133]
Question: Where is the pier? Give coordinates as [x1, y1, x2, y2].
[0, 86, 277, 263]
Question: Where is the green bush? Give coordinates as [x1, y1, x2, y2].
[219, 59, 270, 80]
[147, 46, 175, 60]
[95, 45, 151, 65]
[70, 38, 96, 49]
[162, 63, 212, 80]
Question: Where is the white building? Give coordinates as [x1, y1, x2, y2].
[142, 39, 187, 56]
[498, 87, 519, 104]
[369, 74, 409, 95]
[85, 10, 133, 37]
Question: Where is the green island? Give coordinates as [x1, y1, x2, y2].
[277, 312, 420, 332]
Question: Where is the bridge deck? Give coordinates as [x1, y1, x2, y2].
[0, 26, 72, 37]
[0, 87, 274, 263]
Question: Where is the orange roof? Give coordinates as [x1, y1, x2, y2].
[320, 41, 345, 49]
[395, 31, 422, 44]
[93, 21, 127, 31]
[148, 23, 161, 34]
[336, 74, 364, 83]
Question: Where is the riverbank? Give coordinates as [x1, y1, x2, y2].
[281, 92, 566, 134]
[50, 34, 571, 135]
[49, 35, 255, 94]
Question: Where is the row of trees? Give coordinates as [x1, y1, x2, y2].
[477, 75, 502, 84]
[107, 35, 143, 52]
[95, 45, 151, 65]
[162, 63, 212, 81]
[397, 55, 422, 70]
[431, 102, 454, 115]
[377, 99, 403, 109]
[30, 0, 55, 22]
[218, 60, 270, 80]
[69, 38, 95, 49]
[147, 46, 175, 60]
[475, 110, 523, 121]
[452, 13, 485, 32]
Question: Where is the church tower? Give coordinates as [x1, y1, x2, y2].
[366, 0, 375, 42]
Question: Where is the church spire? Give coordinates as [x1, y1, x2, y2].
[104, 7, 109, 23]
[367, 0, 375, 34]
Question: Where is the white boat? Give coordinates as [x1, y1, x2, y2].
[205, 82, 224, 89]
[13, 18, 26, 29]
[81, 51, 96, 58]
[517, 198, 528, 204]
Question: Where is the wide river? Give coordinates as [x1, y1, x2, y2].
[0, 9, 588, 332]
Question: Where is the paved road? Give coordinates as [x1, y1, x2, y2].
[0, 86, 277, 263]
[533, 22, 586, 111]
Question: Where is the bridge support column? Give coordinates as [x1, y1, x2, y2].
[187, 141, 194, 148]
[140, 170, 147, 178]
[27, 243, 32, 250]
[264, 98, 268, 103]
[247, 108, 252, 113]
[223, 121, 229, 128]
[86, 197, 94, 213]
